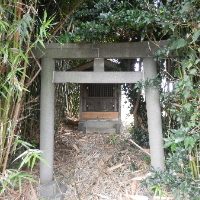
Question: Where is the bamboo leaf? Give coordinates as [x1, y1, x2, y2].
[12, 174, 17, 188]
[24, 176, 37, 183]
[20, 51, 29, 63]
[0, 20, 9, 31]
[18, 177, 22, 193]
[31, 155, 37, 170]
[43, 10, 47, 23]
[0, 91, 7, 99]
[18, 156, 29, 169]
[35, 154, 51, 168]
[0, 181, 8, 193]
[37, 39, 45, 48]
[8, 171, 21, 179]
[13, 150, 28, 164]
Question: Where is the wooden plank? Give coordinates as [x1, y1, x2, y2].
[82, 112, 119, 119]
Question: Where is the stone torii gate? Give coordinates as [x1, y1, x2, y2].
[34, 41, 166, 199]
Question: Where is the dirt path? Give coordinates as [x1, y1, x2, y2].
[54, 124, 151, 200]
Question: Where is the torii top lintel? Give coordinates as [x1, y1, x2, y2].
[34, 40, 168, 59]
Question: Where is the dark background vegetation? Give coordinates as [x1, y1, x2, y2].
[0, 0, 199, 198]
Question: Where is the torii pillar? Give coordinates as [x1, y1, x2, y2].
[40, 58, 55, 184]
[143, 58, 165, 171]
[39, 58, 66, 199]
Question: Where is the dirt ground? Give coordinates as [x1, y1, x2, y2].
[54, 123, 152, 200]
[1, 122, 155, 200]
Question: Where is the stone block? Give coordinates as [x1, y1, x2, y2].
[39, 179, 67, 200]
[79, 120, 121, 133]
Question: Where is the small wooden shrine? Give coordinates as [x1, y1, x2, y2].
[71, 59, 121, 133]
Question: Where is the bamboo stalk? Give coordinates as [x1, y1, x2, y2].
[195, 144, 200, 177]
[0, 0, 42, 174]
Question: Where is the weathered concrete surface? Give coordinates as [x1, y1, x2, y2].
[53, 71, 143, 83]
[94, 58, 104, 71]
[78, 120, 121, 134]
[34, 41, 168, 59]
[39, 178, 67, 200]
[143, 58, 165, 171]
[40, 58, 55, 184]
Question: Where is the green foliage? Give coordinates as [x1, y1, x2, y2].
[130, 127, 149, 148]
[38, 10, 55, 42]
[150, 185, 163, 197]
[0, 169, 37, 194]
[13, 148, 50, 171]
[163, 126, 200, 154]
[0, 0, 54, 194]
[109, 133, 117, 145]
[123, 82, 149, 148]
[58, 0, 160, 43]
[137, 0, 200, 198]
[143, 166, 200, 199]
[134, 76, 161, 91]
